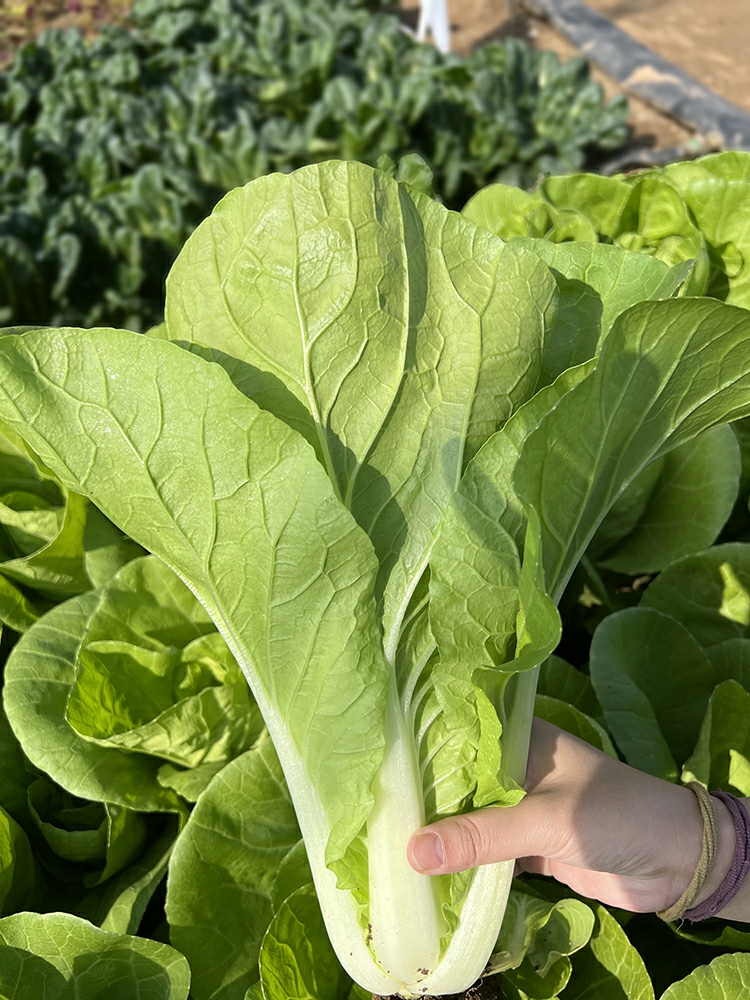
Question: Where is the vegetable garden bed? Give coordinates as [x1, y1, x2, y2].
[1, 151, 750, 999]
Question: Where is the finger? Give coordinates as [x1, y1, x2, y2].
[407, 793, 563, 875]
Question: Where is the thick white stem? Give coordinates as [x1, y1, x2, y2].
[367, 677, 443, 988]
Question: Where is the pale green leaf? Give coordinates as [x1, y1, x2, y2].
[514, 299, 750, 603]
[2, 593, 182, 812]
[0, 328, 389, 883]
[166, 161, 555, 656]
[563, 903, 654, 1000]
[259, 885, 350, 1000]
[0, 912, 190, 999]
[659, 952, 750, 1000]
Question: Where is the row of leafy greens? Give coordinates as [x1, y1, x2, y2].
[0, 0, 627, 333]
[463, 150, 750, 311]
[2, 157, 750, 998]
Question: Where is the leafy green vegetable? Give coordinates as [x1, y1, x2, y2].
[590, 609, 717, 780]
[259, 885, 351, 1000]
[0, 803, 36, 917]
[564, 903, 655, 1000]
[682, 680, 750, 794]
[659, 952, 750, 1000]
[0, 911, 190, 999]
[464, 151, 750, 309]
[2, 160, 750, 997]
[593, 426, 741, 575]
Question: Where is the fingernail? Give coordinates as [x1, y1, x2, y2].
[411, 832, 445, 871]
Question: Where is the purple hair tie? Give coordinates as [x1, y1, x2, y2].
[684, 790, 750, 922]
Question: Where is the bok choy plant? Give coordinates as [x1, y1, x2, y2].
[1, 161, 750, 996]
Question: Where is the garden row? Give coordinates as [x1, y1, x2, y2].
[1, 151, 750, 998]
[0, 0, 629, 331]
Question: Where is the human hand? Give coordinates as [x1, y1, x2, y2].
[407, 718, 742, 917]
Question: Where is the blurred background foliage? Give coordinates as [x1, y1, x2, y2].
[0, 0, 628, 331]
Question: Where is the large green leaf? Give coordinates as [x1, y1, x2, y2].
[166, 739, 300, 1000]
[0, 911, 190, 999]
[589, 608, 717, 779]
[165, 161, 556, 655]
[514, 299, 750, 602]
[0, 326, 391, 981]
[510, 239, 688, 384]
[659, 953, 750, 1000]
[563, 903, 655, 1000]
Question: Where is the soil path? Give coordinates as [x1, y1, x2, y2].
[585, 0, 750, 115]
[404, 0, 749, 151]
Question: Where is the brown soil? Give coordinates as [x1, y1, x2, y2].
[0, 0, 130, 67]
[585, 0, 750, 114]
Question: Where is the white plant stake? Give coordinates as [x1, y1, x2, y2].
[417, 0, 450, 53]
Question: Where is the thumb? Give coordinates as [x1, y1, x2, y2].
[407, 795, 559, 875]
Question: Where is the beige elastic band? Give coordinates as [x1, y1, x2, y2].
[656, 781, 718, 923]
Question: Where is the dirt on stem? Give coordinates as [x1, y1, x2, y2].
[373, 975, 504, 1000]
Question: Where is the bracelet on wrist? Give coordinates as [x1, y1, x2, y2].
[656, 784, 750, 923]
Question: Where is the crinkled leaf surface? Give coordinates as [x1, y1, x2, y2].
[3, 592, 181, 812]
[664, 154, 750, 309]
[659, 952, 750, 1000]
[0, 326, 403, 989]
[0, 328, 388, 879]
[166, 160, 556, 656]
[66, 557, 262, 769]
[0, 911, 190, 999]
[166, 739, 300, 1000]
[259, 884, 350, 1000]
